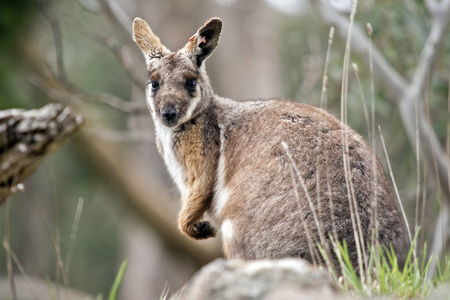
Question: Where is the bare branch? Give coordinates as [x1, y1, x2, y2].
[59, 12, 146, 87]
[97, 0, 133, 43]
[30, 75, 148, 115]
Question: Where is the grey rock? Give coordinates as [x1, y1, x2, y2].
[427, 284, 450, 300]
[171, 258, 357, 300]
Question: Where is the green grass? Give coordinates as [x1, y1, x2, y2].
[319, 231, 449, 298]
[96, 260, 128, 300]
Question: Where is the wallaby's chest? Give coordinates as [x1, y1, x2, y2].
[155, 115, 220, 197]
[155, 122, 188, 196]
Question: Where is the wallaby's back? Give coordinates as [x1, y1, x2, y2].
[212, 97, 404, 268]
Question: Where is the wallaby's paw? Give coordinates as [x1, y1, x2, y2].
[185, 221, 216, 240]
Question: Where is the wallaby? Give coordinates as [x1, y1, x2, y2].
[132, 17, 405, 270]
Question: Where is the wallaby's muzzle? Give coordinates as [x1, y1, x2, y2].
[161, 104, 178, 127]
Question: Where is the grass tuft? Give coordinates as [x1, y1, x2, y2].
[321, 229, 450, 299]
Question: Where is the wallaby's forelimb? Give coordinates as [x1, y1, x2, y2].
[179, 192, 215, 239]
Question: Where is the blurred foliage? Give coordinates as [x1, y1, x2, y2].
[0, 0, 127, 296]
[0, 0, 35, 109]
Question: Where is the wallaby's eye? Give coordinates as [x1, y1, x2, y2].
[185, 79, 197, 92]
[149, 79, 160, 91]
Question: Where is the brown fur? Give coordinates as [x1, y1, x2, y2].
[132, 17, 406, 270]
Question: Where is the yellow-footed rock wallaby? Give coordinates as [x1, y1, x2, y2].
[132, 17, 405, 271]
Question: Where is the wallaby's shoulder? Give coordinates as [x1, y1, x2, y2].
[212, 97, 344, 133]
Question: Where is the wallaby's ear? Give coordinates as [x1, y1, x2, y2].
[132, 17, 169, 65]
[182, 18, 222, 68]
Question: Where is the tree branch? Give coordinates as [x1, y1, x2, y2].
[0, 104, 84, 204]
[312, 0, 450, 203]
[97, 0, 133, 43]
[425, 0, 438, 15]
[36, 0, 67, 82]
[29, 75, 148, 115]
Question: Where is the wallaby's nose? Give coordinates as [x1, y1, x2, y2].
[161, 105, 177, 126]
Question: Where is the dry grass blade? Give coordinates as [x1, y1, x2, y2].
[378, 126, 414, 254]
[4, 199, 17, 300]
[351, 63, 370, 139]
[420, 152, 429, 249]
[415, 98, 421, 239]
[35, 199, 71, 299]
[320, 27, 335, 110]
[65, 198, 85, 283]
[339, 0, 366, 279]
[446, 67, 450, 203]
[283, 142, 321, 267]
[2, 241, 38, 300]
[366, 22, 380, 265]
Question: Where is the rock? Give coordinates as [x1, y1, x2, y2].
[171, 258, 356, 300]
[427, 284, 450, 300]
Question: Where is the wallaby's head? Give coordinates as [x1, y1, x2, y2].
[133, 17, 222, 127]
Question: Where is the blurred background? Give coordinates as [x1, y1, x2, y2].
[0, 0, 449, 299]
